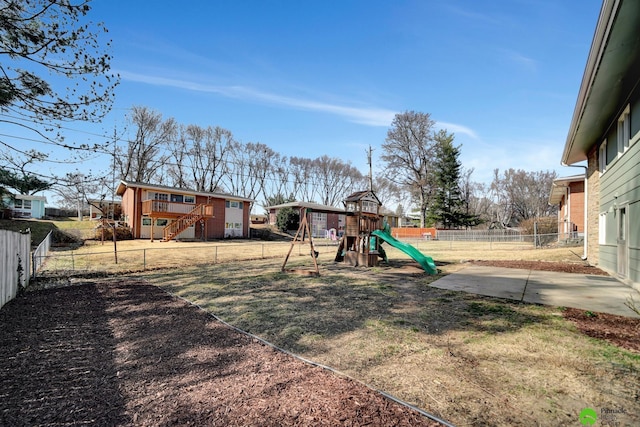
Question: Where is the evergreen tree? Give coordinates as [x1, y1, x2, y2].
[0, 168, 50, 195]
[276, 207, 299, 232]
[428, 130, 478, 228]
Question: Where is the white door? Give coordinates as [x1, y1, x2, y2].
[617, 205, 628, 277]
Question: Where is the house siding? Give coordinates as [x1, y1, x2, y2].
[596, 99, 640, 289]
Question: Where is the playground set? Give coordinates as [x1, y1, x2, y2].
[281, 190, 437, 276]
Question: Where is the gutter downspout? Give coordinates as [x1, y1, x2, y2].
[562, 164, 588, 260]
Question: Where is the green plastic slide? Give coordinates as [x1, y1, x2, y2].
[371, 229, 437, 274]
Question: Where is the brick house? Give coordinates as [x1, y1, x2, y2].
[116, 180, 253, 241]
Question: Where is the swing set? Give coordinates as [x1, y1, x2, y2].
[281, 207, 321, 276]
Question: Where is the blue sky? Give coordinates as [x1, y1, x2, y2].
[8, 0, 602, 202]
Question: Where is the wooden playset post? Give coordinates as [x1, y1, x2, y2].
[281, 207, 319, 276]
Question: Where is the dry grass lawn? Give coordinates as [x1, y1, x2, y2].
[127, 250, 640, 427]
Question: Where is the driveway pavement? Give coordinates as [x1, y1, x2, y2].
[431, 265, 640, 318]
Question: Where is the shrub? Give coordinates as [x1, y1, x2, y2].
[94, 224, 133, 240]
[276, 207, 299, 232]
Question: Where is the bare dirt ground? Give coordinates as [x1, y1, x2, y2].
[0, 280, 442, 427]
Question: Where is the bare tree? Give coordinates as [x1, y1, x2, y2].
[166, 126, 190, 188]
[53, 172, 100, 219]
[312, 155, 365, 206]
[372, 175, 402, 210]
[289, 157, 316, 202]
[186, 125, 232, 192]
[117, 106, 176, 183]
[381, 111, 437, 227]
[225, 141, 272, 209]
[490, 168, 558, 226]
[261, 153, 293, 207]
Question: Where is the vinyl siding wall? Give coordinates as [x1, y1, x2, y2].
[597, 94, 640, 290]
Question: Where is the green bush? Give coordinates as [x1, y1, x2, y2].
[276, 207, 299, 232]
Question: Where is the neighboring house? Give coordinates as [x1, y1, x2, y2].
[379, 207, 402, 228]
[2, 194, 47, 219]
[267, 201, 346, 238]
[548, 175, 585, 240]
[88, 199, 122, 220]
[250, 214, 267, 224]
[115, 180, 253, 241]
[561, 0, 640, 290]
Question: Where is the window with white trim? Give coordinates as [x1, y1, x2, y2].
[617, 105, 631, 154]
[184, 195, 195, 204]
[598, 213, 606, 244]
[599, 140, 607, 173]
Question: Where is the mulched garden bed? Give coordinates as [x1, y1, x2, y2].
[0, 280, 444, 426]
[562, 307, 640, 353]
[470, 260, 609, 275]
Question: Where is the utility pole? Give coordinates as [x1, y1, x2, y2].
[367, 145, 374, 191]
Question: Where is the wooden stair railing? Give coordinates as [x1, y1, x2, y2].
[161, 204, 208, 241]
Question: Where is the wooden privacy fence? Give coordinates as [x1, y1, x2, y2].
[391, 228, 437, 239]
[0, 229, 31, 309]
[32, 230, 52, 278]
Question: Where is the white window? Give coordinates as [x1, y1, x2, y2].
[599, 140, 607, 174]
[156, 219, 168, 227]
[362, 200, 378, 213]
[184, 195, 195, 204]
[617, 105, 630, 154]
[23, 200, 31, 209]
[598, 213, 606, 244]
[14, 199, 22, 209]
[152, 192, 169, 201]
[142, 217, 152, 226]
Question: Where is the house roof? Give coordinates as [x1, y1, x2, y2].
[562, 0, 640, 165]
[548, 174, 585, 205]
[266, 201, 346, 214]
[115, 180, 254, 203]
[10, 194, 47, 202]
[343, 190, 382, 205]
[88, 199, 122, 205]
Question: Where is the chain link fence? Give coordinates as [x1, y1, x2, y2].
[34, 239, 342, 277]
[33, 231, 583, 279]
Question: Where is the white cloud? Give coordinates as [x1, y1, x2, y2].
[119, 70, 396, 127]
[435, 121, 479, 139]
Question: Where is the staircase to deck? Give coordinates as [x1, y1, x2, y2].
[161, 204, 210, 241]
